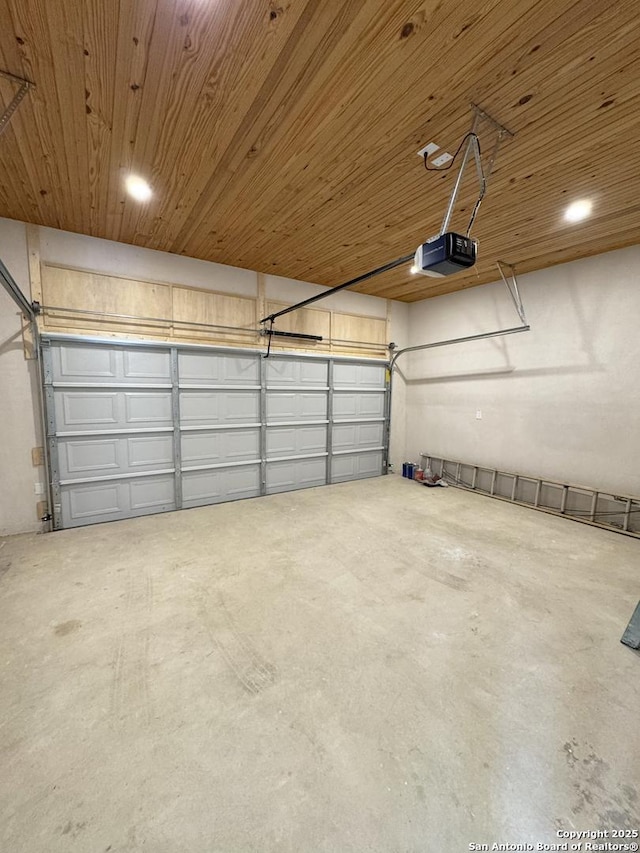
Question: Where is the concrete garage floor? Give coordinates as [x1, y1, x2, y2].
[1, 477, 639, 853]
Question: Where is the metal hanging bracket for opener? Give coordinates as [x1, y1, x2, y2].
[0, 70, 34, 137]
[389, 259, 529, 371]
[497, 259, 527, 325]
[440, 103, 514, 237]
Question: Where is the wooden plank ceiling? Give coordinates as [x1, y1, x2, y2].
[1, 0, 639, 302]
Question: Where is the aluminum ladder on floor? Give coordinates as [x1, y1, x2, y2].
[420, 453, 640, 539]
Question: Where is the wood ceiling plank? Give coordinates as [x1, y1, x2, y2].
[234, 0, 635, 280]
[4, 3, 92, 233]
[260, 62, 640, 289]
[331, 106, 640, 263]
[1, 0, 71, 228]
[104, 0, 160, 241]
[82, 0, 120, 236]
[117, 0, 248, 244]
[178, 0, 516, 259]
[264, 7, 636, 281]
[0, 11, 48, 225]
[121, 0, 334, 248]
[474, 176, 640, 247]
[484, 202, 640, 262]
[506, 225, 640, 274]
[201, 0, 592, 255]
[168, 0, 400, 256]
[471, 0, 635, 113]
[115, 0, 181, 242]
[0, 80, 36, 225]
[390, 225, 640, 300]
[171, 0, 436, 251]
[142, 0, 321, 253]
[359, 208, 640, 300]
[38, 0, 91, 233]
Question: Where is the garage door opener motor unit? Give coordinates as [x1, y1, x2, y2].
[413, 232, 476, 278]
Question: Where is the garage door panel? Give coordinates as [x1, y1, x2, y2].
[332, 422, 384, 452]
[61, 474, 176, 527]
[180, 390, 260, 425]
[55, 389, 173, 432]
[57, 391, 119, 428]
[333, 363, 386, 388]
[266, 425, 327, 457]
[122, 349, 171, 381]
[182, 465, 260, 507]
[266, 458, 327, 494]
[59, 434, 174, 480]
[331, 451, 383, 483]
[124, 392, 172, 424]
[56, 344, 116, 380]
[333, 392, 385, 420]
[67, 482, 120, 520]
[59, 437, 119, 477]
[178, 351, 259, 385]
[126, 434, 174, 468]
[266, 391, 327, 422]
[181, 429, 260, 466]
[266, 358, 328, 386]
[130, 477, 175, 510]
[54, 344, 171, 385]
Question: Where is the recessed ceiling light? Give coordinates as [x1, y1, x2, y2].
[125, 175, 152, 202]
[564, 199, 592, 223]
[410, 265, 418, 274]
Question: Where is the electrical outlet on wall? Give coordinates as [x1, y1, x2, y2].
[34, 482, 44, 495]
[476, 410, 482, 420]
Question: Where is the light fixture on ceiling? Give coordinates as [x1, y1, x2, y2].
[564, 199, 592, 223]
[125, 174, 152, 202]
[410, 264, 418, 274]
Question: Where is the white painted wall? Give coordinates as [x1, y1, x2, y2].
[0, 217, 405, 534]
[404, 245, 640, 495]
[0, 219, 44, 535]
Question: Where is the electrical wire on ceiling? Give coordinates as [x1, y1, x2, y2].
[423, 132, 479, 173]
[424, 131, 487, 237]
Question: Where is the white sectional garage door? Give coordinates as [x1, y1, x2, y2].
[42, 338, 390, 529]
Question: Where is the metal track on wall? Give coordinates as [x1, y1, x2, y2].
[421, 453, 640, 539]
[37, 303, 387, 354]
